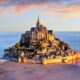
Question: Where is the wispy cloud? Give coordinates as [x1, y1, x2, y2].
[42, 5, 80, 14]
[0, 0, 7, 3]
[0, 0, 80, 17]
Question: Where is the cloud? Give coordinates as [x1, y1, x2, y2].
[41, 3, 80, 19]
[0, 0, 80, 17]
[0, 0, 51, 16]
[0, 0, 7, 3]
[14, 2, 50, 14]
[42, 5, 80, 14]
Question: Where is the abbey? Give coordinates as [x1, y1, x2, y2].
[20, 17, 55, 48]
[4, 16, 76, 64]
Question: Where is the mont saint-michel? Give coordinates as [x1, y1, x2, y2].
[4, 17, 80, 64]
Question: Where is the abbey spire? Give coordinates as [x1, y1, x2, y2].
[36, 15, 40, 27]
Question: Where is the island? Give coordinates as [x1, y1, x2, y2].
[4, 17, 80, 64]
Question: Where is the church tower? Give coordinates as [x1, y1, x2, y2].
[36, 15, 40, 27]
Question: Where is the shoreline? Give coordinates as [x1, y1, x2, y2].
[0, 59, 8, 64]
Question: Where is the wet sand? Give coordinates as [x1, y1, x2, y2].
[0, 61, 80, 80]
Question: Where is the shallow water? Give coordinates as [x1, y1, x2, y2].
[0, 32, 21, 58]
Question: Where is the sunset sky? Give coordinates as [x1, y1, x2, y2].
[0, 0, 80, 32]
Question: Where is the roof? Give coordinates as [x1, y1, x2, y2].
[31, 27, 35, 31]
[48, 30, 53, 33]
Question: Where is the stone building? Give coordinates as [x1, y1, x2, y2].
[31, 17, 55, 41]
[20, 16, 55, 47]
[4, 16, 72, 61]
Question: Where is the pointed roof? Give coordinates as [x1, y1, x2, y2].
[36, 15, 40, 27]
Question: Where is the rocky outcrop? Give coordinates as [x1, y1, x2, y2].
[4, 18, 73, 61]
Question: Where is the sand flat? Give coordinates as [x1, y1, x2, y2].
[0, 61, 80, 80]
[0, 59, 7, 64]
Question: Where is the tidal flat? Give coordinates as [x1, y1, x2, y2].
[0, 61, 80, 80]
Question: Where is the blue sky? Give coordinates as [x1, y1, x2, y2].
[0, 0, 80, 32]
